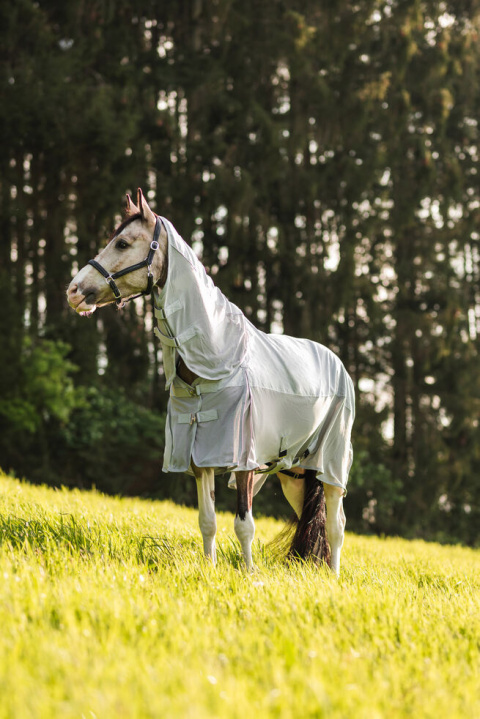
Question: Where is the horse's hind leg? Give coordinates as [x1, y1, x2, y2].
[234, 470, 255, 571]
[323, 483, 346, 576]
[192, 464, 217, 565]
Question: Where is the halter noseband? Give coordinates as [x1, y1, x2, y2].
[88, 216, 163, 306]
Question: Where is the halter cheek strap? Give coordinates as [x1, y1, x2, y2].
[88, 216, 163, 305]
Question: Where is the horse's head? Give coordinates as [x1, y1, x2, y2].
[67, 189, 168, 316]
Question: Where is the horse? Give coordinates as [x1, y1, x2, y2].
[67, 189, 355, 575]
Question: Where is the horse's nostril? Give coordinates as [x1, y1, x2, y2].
[67, 282, 96, 304]
[82, 288, 97, 305]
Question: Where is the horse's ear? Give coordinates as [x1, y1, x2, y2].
[125, 193, 140, 216]
[137, 188, 156, 225]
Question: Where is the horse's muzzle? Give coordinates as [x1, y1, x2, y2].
[66, 281, 98, 314]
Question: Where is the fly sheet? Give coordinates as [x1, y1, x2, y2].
[153, 218, 355, 491]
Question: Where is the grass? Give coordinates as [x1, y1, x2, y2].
[0, 471, 478, 719]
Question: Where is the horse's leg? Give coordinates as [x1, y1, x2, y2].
[323, 483, 346, 576]
[234, 470, 255, 571]
[192, 464, 217, 565]
[279, 472, 305, 519]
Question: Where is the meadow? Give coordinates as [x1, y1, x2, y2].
[0, 470, 478, 719]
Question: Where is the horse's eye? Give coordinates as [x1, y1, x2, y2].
[115, 239, 129, 250]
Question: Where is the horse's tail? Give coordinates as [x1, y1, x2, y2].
[287, 470, 331, 566]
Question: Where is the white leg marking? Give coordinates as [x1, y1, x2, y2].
[234, 510, 255, 571]
[194, 466, 217, 565]
[323, 483, 346, 576]
[278, 473, 305, 519]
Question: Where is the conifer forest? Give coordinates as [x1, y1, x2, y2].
[1, 0, 479, 543]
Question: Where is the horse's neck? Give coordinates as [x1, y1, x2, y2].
[156, 219, 245, 384]
[153, 243, 198, 385]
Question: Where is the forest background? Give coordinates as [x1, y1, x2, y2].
[1, 0, 479, 544]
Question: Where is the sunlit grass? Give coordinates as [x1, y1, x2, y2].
[0, 471, 478, 718]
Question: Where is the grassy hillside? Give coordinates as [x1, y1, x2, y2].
[0, 471, 478, 719]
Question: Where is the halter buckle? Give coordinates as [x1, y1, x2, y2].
[150, 240, 160, 251]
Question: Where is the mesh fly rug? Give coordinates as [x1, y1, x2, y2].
[153, 218, 355, 494]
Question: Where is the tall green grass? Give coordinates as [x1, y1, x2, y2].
[0, 471, 478, 718]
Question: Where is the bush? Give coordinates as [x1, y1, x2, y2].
[346, 450, 406, 535]
[58, 386, 167, 495]
[0, 337, 167, 496]
[0, 338, 80, 476]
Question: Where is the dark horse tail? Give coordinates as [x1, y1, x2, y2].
[288, 469, 331, 566]
[270, 469, 331, 566]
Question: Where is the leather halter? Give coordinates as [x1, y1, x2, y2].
[88, 216, 163, 306]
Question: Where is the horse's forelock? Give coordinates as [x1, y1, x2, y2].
[111, 212, 143, 240]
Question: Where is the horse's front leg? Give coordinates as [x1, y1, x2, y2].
[192, 464, 217, 565]
[234, 470, 255, 571]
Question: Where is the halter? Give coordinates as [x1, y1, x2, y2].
[88, 216, 163, 306]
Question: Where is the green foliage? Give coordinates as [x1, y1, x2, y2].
[20, 338, 77, 426]
[0, 338, 80, 464]
[347, 450, 407, 535]
[58, 385, 167, 495]
[0, 473, 479, 719]
[0, 337, 166, 497]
